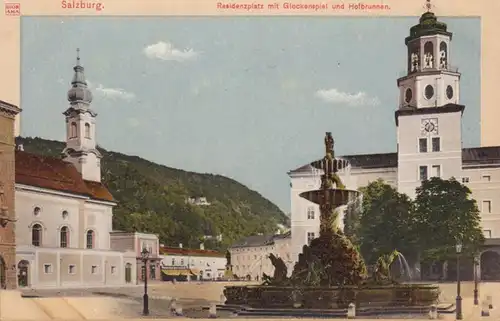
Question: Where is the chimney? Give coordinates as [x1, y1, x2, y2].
[179, 243, 183, 249]
[200, 243, 205, 250]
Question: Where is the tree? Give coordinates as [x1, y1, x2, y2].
[413, 177, 484, 261]
[356, 179, 417, 265]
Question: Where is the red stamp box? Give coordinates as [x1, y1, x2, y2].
[5, 3, 21, 16]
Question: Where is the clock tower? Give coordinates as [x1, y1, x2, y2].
[395, 2, 465, 198]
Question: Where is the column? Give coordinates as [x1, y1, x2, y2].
[80, 253, 84, 284]
[57, 252, 61, 287]
[101, 255, 106, 285]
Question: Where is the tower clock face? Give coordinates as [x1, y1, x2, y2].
[420, 118, 439, 135]
[405, 88, 412, 103]
[424, 85, 435, 100]
[446, 85, 454, 99]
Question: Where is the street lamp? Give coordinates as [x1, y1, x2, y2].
[473, 257, 479, 305]
[141, 247, 150, 316]
[455, 242, 463, 320]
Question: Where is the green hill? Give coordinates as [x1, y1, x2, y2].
[17, 136, 289, 251]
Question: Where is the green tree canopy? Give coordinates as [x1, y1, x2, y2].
[355, 179, 417, 264]
[413, 177, 484, 261]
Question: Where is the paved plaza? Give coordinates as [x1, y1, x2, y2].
[1, 281, 499, 320]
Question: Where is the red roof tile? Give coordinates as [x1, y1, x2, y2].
[159, 246, 225, 257]
[15, 151, 114, 203]
[84, 180, 115, 202]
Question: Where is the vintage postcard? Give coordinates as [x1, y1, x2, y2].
[0, 0, 499, 320]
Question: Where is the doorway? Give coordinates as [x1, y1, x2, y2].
[125, 263, 132, 283]
[17, 260, 29, 288]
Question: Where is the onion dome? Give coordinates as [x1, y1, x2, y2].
[67, 48, 93, 104]
[405, 0, 452, 44]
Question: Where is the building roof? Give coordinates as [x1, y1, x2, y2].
[15, 150, 115, 203]
[289, 146, 500, 174]
[0, 99, 21, 116]
[159, 246, 225, 257]
[230, 231, 291, 249]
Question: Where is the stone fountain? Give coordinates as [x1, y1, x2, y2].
[223, 133, 445, 317]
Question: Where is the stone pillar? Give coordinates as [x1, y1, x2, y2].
[0, 100, 21, 290]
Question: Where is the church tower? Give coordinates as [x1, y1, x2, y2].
[396, 1, 464, 198]
[62, 49, 102, 182]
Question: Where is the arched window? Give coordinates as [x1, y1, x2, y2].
[423, 41, 434, 69]
[70, 122, 77, 138]
[32, 224, 42, 247]
[86, 230, 95, 249]
[60, 227, 69, 248]
[439, 41, 448, 69]
[84, 123, 91, 138]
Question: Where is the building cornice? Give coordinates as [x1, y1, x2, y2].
[394, 103, 465, 126]
[0, 100, 21, 119]
[16, 183, 90, 200]
[397, 69, 461, 86]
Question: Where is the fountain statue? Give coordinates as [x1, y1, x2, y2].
[223, 133, 440, 315]
[291, 132, 366, 287]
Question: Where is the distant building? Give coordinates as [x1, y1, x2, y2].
[110, 231, 161, 282]
[186, 197, 211, 206]
[159, 244, 226, 281]
[229, 231, 292, 281]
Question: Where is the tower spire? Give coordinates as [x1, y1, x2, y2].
[424, 0, 432, 12]
[67, 48, 93, 105]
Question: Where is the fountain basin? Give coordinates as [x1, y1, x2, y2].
[310, 158, 350, 172]
[223, 284, 439, 310]
[299, 189, 359, 207]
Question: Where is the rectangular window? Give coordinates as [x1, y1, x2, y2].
[180, 259, 184, 265]
[111, 266, 116, 274]
[431, 137, 441, 152]
[462, 177, 470, 183]
[418, 138, 428, 153]
[484, 230, 492, 238]
[68, 265, 76, 274]
[44, 264, 52, 274]
[171, 258, 175, 266]
[482, 175, 491, 182]
[91, 265, 98, 274]
[419, 166, 428, 181]
[431, 165, 441, 178]
[307, 207, 315, 220]
[307, 232, 315, 244]
[483, 200, 492, 213]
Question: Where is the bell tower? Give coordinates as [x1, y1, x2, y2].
[395, 1, 465, 198]
[397, 0, 460, 109]
[62, 49, 102, 182]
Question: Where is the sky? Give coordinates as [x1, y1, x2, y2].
[20, 16, 481, 213]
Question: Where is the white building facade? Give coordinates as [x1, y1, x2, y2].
[229, 11, 500, 281]
[159, 244, 226, 281]
[287, 11, 500, 269]
[229, 232, 292, 281]
[13, 51, 160, 289]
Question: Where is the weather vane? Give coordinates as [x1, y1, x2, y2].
[424, 0, 433, 12]
[76, 48, 80, 65]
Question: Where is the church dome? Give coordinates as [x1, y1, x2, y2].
[405, 9, 452, 44]
[67, 51, 93, 104]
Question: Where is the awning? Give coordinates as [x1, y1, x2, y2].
[162, 269, 199, 276]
